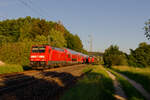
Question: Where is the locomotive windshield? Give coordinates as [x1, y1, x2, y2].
[32, 46, 46, 53]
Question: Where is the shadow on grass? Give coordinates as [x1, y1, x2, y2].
[61, 72, 115, 100]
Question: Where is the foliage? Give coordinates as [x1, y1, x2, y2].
[144, 19, 150, 40]
[0, 42, 33, 66]
[0, 64, 23, 74]
[103, 45, 128, 67]
[61, 65, 115, 100]
[0, 16, 87, 65]
[65, 33, 84, 52]
[112, 66, 150, 93]
[49, 28, 67, 47]
[127, 42, 150, 67]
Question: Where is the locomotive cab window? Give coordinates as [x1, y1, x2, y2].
[39, 47, 45, 53]
[32, 46, 46, 53]
[32, 47, 39, 53]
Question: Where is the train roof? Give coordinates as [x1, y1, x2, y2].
[52, 47, 64, 52]
[65, 48, 89, 57]
[65, 48, 78, 54]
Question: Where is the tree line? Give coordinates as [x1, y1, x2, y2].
[103, 42, 150, 67]
[0, 16, 87, 66]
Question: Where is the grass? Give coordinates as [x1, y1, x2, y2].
[0, 64, 24, 74]
[61, 65, 115, 100]
[108, 69, 145, 100]
[111, 66, 150, 93]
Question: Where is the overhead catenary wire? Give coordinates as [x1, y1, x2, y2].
[27, 0, 50, 18]
[17, 0, 45, 18]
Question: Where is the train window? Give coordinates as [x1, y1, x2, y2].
[32, 47, 45, 53]
[39, 47, 45, 53]
[32, 47, 39, 53]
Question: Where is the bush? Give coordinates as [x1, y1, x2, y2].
[0, 42, 33, 66]
[103, 45, 128, 67]
[0, 64, 23, 74]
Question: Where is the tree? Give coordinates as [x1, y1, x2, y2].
[144, 19, 150, 40]
[19, 19, 32, 41]
[127, 42, 150, 67]
[103, 45, 128, 67]
[49, 28, 67, 48]
[65, 34, 83, 52]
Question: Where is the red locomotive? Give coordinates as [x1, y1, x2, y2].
[29, 45, 95, 69]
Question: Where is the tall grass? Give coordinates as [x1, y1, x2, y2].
[112, 66, 150, 93]
[108, 69, 145, 100]
[0, 64, 24, 74]
[61, 65, 115, 100]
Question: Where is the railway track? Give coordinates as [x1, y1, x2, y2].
[0, 64, 86, 100]
[0, 71, 41, 94]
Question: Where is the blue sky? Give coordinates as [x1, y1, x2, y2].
[0, 0, 150, 53]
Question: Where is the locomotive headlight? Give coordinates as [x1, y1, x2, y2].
[39, 55, 45, 58]
[31, 55, 37, 58]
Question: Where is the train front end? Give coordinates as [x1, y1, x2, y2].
[30, 45, 47, 69]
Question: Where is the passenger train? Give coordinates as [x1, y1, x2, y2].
[29, 45, 95, 69]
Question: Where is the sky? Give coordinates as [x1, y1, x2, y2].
[0, 0, 150, 53]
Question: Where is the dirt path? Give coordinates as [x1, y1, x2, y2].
[117, 72, 150, 100]
[105, 69, 127, 100]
